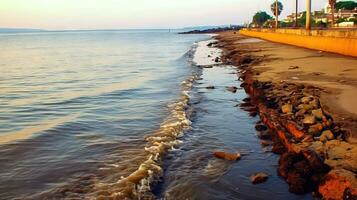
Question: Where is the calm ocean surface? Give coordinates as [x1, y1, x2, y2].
[0, 30, 312, 200]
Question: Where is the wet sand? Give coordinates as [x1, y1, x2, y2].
[217, 31, 357, 141]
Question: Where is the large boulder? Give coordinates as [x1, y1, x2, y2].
[319, 169, 357, 200]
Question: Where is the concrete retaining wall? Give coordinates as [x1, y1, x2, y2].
[239, 29, 357, 57]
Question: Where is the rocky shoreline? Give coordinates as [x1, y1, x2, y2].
[215, 33, 357, 200]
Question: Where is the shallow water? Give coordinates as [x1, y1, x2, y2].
[0, 30, 312, 199]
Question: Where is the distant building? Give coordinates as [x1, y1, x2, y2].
[280, 3, 356, 27]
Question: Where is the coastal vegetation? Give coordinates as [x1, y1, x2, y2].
[250, 0, 357, 28]
[252, 12, 273, 28]
[336, 0, 357, 10]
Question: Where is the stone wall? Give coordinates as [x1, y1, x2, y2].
[239, 28, 357, 57]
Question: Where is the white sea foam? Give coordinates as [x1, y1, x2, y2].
[193, 38, 222, 66]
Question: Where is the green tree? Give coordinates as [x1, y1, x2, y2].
[335, 1, 357, 10]
[271, 1, 283, 17]
[252, 11, 273, 27]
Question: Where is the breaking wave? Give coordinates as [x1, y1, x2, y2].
[91, 46, 201, 200]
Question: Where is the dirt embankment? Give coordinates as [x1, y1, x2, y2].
[216, 31, 357, 200]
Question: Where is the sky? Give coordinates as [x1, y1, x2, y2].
[1, 0, 328, 30]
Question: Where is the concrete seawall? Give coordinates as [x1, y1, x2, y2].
[239, 29, 357, 57]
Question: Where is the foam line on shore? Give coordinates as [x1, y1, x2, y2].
[193, 38, 222, 66]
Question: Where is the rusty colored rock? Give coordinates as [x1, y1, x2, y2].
[213, 151, 241, 161]
[319, 169, 357, 200]
[282, 104, 293, 114]
[284, 121, 305, 139]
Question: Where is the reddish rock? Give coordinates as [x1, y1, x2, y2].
[319, 169, 357, 200]
[213, 151, 241, 161]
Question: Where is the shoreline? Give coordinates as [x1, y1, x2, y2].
[215, 31, 357, 199]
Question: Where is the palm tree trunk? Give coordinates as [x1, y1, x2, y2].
[331, 4, 335, 27]
[306, 0, 311, 30]
[275, 0, 278, 28]
[295, 0, 298, 27]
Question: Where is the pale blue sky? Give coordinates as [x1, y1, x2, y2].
[1, 0, 328, 30]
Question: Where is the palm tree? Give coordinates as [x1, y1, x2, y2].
[295, 0, 298, 27]
[329, 0, 336, 27]
[270, 1, 283, 28]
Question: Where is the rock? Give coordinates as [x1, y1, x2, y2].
[297, 104, 314, 112]
[207, 41, 218, 47]
[255, 124, 268, 131]
[261, 140, 272, 147]
[294, 160, 312, 178]
[288, 66, 299, 70]
[242, 97, 251, 102]
[318, 169, 357, 200]
[287, 172, 307, 194]
[214, 57, 220, 63]
[320, 130, 334, 142]
[250, 172, 269, 184]
[324, 140, 357, 172]
[295, 109, 306, 117]
[308, 123, 323, 136]
[206, 86, 215, 89]
[258, 131, 271, 140]
[312, 109, 323, 120]
[309, 141, 325, 156]
[208, 55, 211, 57]
[213, 151, 241, 161]
[301, 96, 313, 104]
[302, 150, 329, 173]
[272, 143, 286, 154]
[309, 99, 320, 109]
[226, 86, 238, 93]
[282, 104, 293, 114]
[303, 115, 316, 125]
